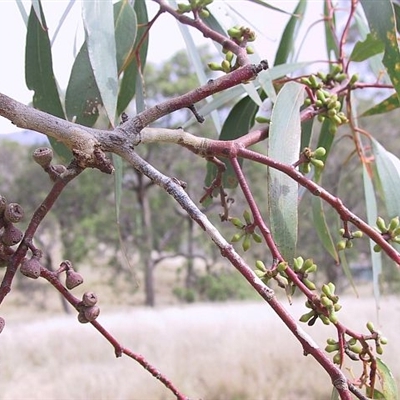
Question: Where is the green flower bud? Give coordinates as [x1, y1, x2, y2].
[252, 232, 263, 243]
[221, 59, 231, 73]
[299, 310, 315, 323]
[231, 232, 243, 243]
[366, 321, 375, 333]
[313, 147, 326, 158]
[352, 230, 363, 238]
[225, 51, 234, 63]
[388, 216, 399, 232]
[303, 278, 316, 290]
[230, 217, 244, 228]
[325, 343, 339, 353]
[255, 260, 266, 272]
[246, 46, 254, 55]
[208, 62, 223, 71]
[199, 8, 210, 18]
[243, 210, 252, 224]
[242, 234, 251, 252]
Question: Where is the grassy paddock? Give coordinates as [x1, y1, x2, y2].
[0, 296, 399, 400]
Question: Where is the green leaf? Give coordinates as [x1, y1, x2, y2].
[114, 0, 137, 72]
[360, 0, 400, 102]
[25, 2, 71, 162]
[117, 0, 148, 115]
[65, 42, 101, 127]
[312, 197, 339, 263]
[350, 33, 385, 62]
[274, 0, 307, 65]
[205, 95, 259, 192]
[363, 164, 382, 310]
[361, 93, 399, 117]
[268, 82, 304, 261]
[310, 119, 338, 261]
[300, 117, 313, 151]
[394, 3, 400, 34]
[372, 138, 400, 219]
[376, 358, 399, 400]
[82, 0, 118, 124]
[31, 0, 44, 28]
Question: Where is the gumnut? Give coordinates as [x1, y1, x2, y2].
[20, 257, 42, 279]
[0, 317, 4, 334]
[65, 269, 84, 290]
[32, 147, 53, 168]
[77, 311, 89, 324]
[1, 224, 23, 247]
[3, 203, 24, 224]
[84, 306, 100, 322]
[82, 291, 98, 307]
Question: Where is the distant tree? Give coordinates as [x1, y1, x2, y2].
[1, 1, 400, 398]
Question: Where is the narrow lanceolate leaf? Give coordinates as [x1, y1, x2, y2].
[274, 0, 307, 65]
[67, 1, 137, 127]
[65, 42, 101, 127]
[114, 0, 137, 73]
[117, 0, 148, 115]
[361, 93, 399, 117]
[375, 358, 399, 400]
[31, 0, 44, 28]
[360, 0, 400, 102]
[25, 2, 71, 162]
[350, 33, 384, 62]
[82, 0, 118, 124]
[204, 95, 259, 202]
[312, 197, 339, 263]
[363, 164, 381, 308]
[268, 82, 304, 261]
[372, 138, 400, 219]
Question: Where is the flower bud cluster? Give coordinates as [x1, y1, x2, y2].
[76, 292, 100, 323]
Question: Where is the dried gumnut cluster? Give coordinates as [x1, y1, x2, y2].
[0, 196, 24, 258]
[55, 260, 84, 289]
[77, 291, 100, 323]
[32, 147, 66, 181]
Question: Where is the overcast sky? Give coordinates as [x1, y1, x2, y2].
[0, 1, 326, 135]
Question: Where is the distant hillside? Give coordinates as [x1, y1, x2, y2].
[0, 130, 48, 145]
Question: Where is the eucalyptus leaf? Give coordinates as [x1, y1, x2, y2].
[268, 82, 304, 261]
[82, 0, 118, 124]
[25, 1, 72, 162]
[360, 0, 400, 102]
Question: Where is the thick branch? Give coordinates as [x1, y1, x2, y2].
[0, 93, 99, 155]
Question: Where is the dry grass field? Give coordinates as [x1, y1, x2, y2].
[0, 294, 399, 400]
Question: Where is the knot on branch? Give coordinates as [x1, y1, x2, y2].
[253, 59, 269, 74]
[73, 145, 114, 174]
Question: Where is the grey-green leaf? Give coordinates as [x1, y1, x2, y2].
[268, 82, 304, 260]
[82, 0, 118, 124]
